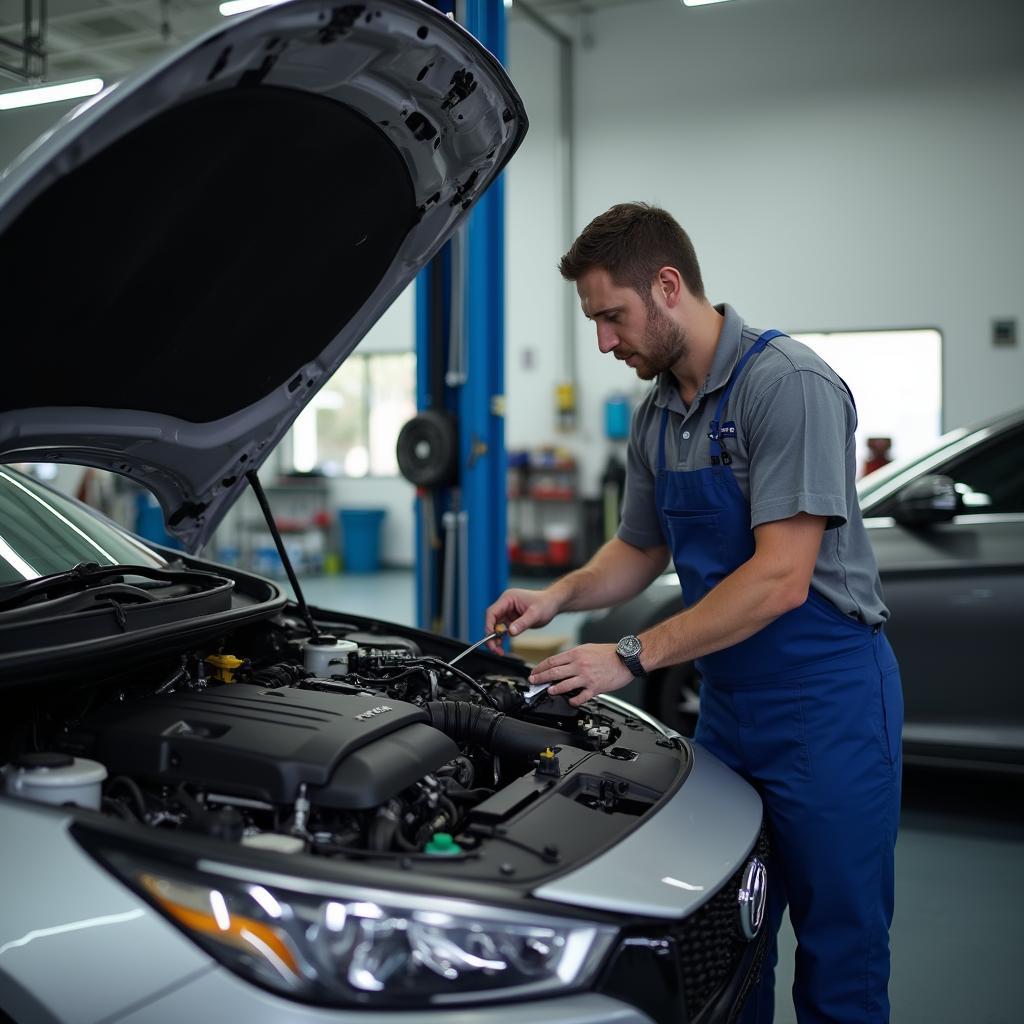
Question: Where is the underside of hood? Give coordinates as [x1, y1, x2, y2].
[0, 0, 527, 551]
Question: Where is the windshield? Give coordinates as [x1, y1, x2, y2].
[0, 467, 165, 585]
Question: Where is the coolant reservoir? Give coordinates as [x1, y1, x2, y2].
[241, 833, 306, 855]
[301, 636, 359, 676]
[3, 752, 107, 810]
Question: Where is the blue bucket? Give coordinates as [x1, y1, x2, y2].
[339, 508, 387, 573]
[604, 394, 631, 440]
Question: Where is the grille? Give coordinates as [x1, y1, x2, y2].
[672, 828, 770, 1018]
[597, 828, 770, 1024]
[672, 865, 747, 1014]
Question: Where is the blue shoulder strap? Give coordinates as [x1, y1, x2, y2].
[708, 329, 787, 465]
[657, 406, 669, 473]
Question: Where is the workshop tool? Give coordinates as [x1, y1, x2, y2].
[447, 623, 506, 666]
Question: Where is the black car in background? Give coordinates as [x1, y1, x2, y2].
[580, 408, 1024, 773]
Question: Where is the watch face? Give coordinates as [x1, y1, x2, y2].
[617, 635, 642, 658]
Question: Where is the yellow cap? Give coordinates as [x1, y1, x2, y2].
[205, 654, 244, 683]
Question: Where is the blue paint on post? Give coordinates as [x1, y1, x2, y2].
[461, 0, 509, 641]
[414, 268, 432, 411]
[413, 249, 452, 631]
[414, 267, 430, 628]
[414, 0, 508, 639]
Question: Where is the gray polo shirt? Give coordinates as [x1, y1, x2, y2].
[619, 303, 888, 625]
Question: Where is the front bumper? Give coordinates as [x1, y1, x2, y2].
[106, 966, 659, 1024]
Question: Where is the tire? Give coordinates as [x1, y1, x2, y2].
[646, 661, 702, 737]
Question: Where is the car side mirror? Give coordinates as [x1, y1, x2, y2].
[891, 474, 963, 526]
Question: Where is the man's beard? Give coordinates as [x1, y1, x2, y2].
[632, 302, 689, 380]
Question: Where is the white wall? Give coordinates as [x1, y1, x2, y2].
[505, 15, 570, 448]
[506, 0, 1024, 492]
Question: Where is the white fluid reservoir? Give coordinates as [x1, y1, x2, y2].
[302, 637, 359, 676]
[3, 752, 107, 810]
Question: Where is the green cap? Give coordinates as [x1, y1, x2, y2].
[424, 832, 462, 856]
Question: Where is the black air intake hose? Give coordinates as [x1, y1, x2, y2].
[425, 701, 573, 760]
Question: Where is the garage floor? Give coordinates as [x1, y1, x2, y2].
[300, 570, 1024, 1024]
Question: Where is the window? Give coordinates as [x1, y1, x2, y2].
[793, 328, 943, 476]
[289, 352, 416, 477]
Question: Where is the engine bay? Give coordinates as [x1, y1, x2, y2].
[1, 611, 689, 883]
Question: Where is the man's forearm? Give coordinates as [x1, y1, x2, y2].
[639, 515, 825, 671]
[531, 516, 825, 706]
[547, 537, 669, 614]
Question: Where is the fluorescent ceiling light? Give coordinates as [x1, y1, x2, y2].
[682, 0, 738, 7]
[219, 0, 285, 14]
[0, 78, 103, 111]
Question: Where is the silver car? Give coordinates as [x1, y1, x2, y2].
[0, 3, 767, 1022]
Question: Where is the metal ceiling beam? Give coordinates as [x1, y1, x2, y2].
[0, 0, 48, 82]
[1, 0, 219, 82]
[41, 24, 153, 73]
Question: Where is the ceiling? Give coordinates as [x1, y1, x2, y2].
[0, 0, 637, 87]
[1, 0, 222, 83]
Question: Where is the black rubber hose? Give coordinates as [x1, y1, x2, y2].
[444, 784, 495, 803]
[102, 796, 137, 821]
[369, 818, 397, 851]
[438, 794, 459, 828]
[369, 801, 401, 851]
[425, 701, 573, 760]
[107, 776, 148, 819]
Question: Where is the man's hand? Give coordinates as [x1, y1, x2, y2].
[483, 539, 668, 655]
[528, 643, 634, 707]
[484, 588, 562, 653]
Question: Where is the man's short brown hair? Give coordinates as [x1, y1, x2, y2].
[559, 203, 705, 304]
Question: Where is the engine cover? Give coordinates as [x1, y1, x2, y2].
[75, 684, 459, 810]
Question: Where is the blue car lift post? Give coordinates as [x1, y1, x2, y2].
[415, 0, 508, 642]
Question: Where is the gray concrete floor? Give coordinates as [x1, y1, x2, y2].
[296, 569, 1024, 1023]
[774, 769, 1024, 1024]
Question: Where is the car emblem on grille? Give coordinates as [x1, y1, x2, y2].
[355, 705, 392, 722]
[737, 857, 767, 940]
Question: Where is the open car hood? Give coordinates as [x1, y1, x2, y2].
[0, 0, 526, 552]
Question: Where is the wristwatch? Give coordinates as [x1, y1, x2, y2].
[615, 634, 647, 678]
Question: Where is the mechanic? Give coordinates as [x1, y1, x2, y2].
[486, 203, 903, 1023]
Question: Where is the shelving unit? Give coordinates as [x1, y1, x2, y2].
[507, 450, 580, 576]
[218, 477, 334, 576]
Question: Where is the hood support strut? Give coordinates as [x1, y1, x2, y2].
[245, 470, 321, 642]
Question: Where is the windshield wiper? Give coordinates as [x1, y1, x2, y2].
[0, 561, 228, 613]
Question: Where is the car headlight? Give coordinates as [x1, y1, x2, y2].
[85, 839, 617, 1006]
